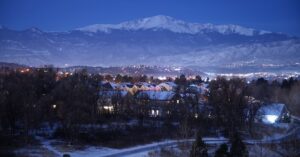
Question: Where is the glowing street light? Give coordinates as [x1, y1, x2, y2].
[52, 104, 57, 109]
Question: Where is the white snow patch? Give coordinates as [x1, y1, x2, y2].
[67, 147, 117, 157]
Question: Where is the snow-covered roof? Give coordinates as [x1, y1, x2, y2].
[257, 103, 286, 116]
[99, 90, 129, 98]
[202, 83, 209, 88]
[165, 82, 177, 87]
[109, 82, 119, 89]
[137, 91, 176, 101]
[136, 82, 156, 88]
[158, 82, 177, 88]
[187, 84, 209, 94]
[189, 84, 198, 87]
[100, 82, 120, 90]
[119, 82, 134, 88]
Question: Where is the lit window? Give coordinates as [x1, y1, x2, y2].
[195, 113, 198, 119]
[151, 109, 155, 116]
[208, 112, 212, 118]
[151, 109, 159, 117]
[264, 115, 278, 124]
[103, 105, 114, 112]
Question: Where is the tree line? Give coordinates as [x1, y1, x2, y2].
[0, 67, 299, 150]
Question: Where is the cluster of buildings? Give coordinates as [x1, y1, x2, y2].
[97, 80, 292, 125]
[97, 81, 209, 118]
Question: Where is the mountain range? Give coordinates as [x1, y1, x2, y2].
[0, 15, 299, 73]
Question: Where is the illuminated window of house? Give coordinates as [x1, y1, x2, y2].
[194, 113, 198, 118]
[151, 109, 155, 116]
[103, 105, 114, 113]
[151, 109, 159, 117]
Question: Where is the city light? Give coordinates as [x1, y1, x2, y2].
[158, 76, 167, 80]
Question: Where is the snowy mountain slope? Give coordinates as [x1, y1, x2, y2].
[77, 15, 270, 36]
[0, 15, 299, 72]
[142, 40, 300, 66]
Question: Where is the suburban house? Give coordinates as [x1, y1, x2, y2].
[135, 91, 183, 117]
[136, 82, 160, 91]
[100, 81, 119, 91]
[158, 82, 177, 91]
[98, 81, 209, 118]
[255, 103, 290, 124]
[119, 82, 139, 95]
[186, 84, 209, 103]
[98, 90, 131, 113]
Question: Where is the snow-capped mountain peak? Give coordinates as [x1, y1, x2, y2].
[118, 15, 186, 30]
[77, 15, 270, 36]
[0, 16, 298, 70]
[26, 27, 43, 34]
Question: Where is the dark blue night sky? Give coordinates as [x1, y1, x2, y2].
[0, 0, 299, 36]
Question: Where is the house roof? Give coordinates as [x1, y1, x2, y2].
[109, 82, 119, 89]
[99, 90, 129, 98]
[137, 91, 176, 101]
[165, 82, 177, 87]
[100, 82, 119, 90]
[137, 82, 156, 88]
[158, 82, 177, 89]
[257, 103, 286, 116]
[119, 82, 134, 88]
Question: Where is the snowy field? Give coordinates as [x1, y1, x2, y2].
[14, 137, 288, 157]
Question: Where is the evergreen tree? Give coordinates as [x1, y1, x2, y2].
[230, 133, 248, 157]
[190, 132, 208, 157]
[115, 74, 123, 83]
[214, 144, 229, 157]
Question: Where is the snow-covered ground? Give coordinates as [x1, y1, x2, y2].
[248, 145, 282, 157]
[14, 135, 295, 157]
[67, 147, 118, 157]
[14, 116, 300, 157]
[14, 137, 225, 157]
